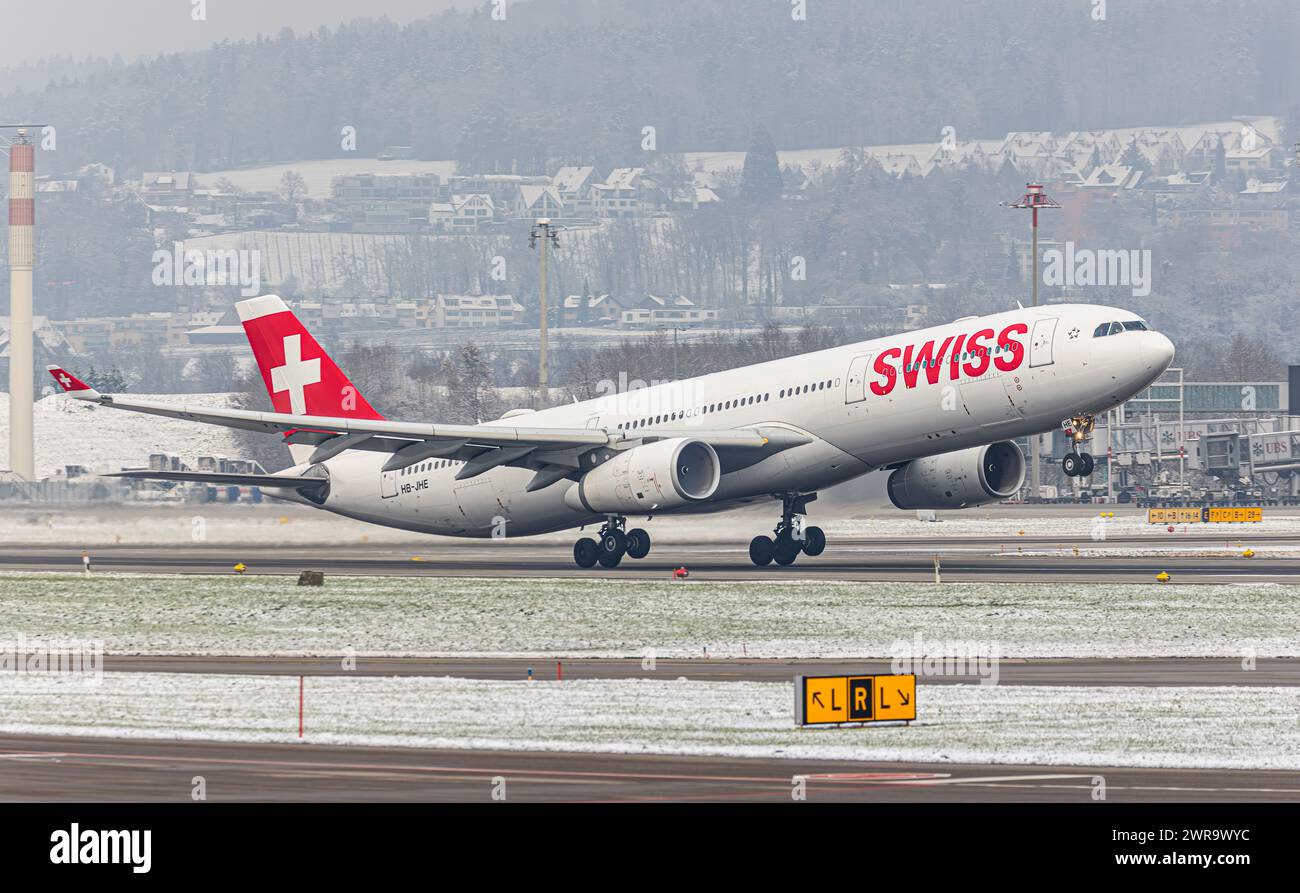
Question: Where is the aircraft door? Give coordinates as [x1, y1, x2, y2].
[1029, 318, 1058, 368]
[844, 354, 874, 404]
[380, 469, 398, 498]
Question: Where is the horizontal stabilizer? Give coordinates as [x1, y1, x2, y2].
[105, 470, 327, 489]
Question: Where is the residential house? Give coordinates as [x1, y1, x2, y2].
[561, 293, 620, 326]
[551, 166, 599, 216]
[1239, 178, 1289, 203]
[184, 307, 246, 345]
[1226, 145, 1285, 178]
[331, 172, 440, 204]
[514, 184, 564, 220]
[1081, 163, 1144, 192]
[442, 174, 550, 210]
[618, 294, 717, 328]
[593, 168, 645, 218]
[429, 193, 496, 232]
[434, 294, 524, 327]
[0, 315, 80, 382]
[140, 172, 195, 205]
[1170, 207, 1289, 231]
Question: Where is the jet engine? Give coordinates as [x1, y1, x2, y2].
[886, 440, 1025, 510]
[565, 437, 721, 513]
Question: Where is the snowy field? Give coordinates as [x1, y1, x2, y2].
[1, 504, 429, 546]
[2, 573, 1296, 658]
[202, 158, 458, 198]
[0, 391, 243, 480]
[3, 502, 1296, 547]
[0, 672, 1294, 770]
[824, 512, 1300, 540]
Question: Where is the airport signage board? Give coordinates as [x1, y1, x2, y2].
[795, 674, 916, 726]
[1147, 507, 1263, 524]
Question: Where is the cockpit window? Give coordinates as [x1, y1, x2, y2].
[1095, 319, 1151, 337]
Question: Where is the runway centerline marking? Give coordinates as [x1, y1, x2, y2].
[892, 773, 1097, 785]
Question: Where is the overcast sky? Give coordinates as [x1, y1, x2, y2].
[0, 0, 476, 68]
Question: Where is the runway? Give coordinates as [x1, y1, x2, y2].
[1, 537, 1295, 582]
[100, 655, 1300, 687]
[5, 532, 1296, 803]
[2, 733, 1295, 803]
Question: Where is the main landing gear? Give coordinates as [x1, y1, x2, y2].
[573, 516, 652, 569]
[750, 492, 825, 567]
[1061, 414, 1096, 477]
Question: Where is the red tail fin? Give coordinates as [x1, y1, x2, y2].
[236, 295, 384, 420]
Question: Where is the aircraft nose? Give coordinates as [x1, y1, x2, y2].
[1144, 331, 1175, 371]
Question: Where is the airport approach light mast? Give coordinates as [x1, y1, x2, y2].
[1007, 183, 1061, 501]
[530, 218, 561, 409]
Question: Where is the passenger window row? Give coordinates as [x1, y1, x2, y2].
[615, 376, 850, 432]
[618, 392, 772, 431]
[401, 459, 462, 476]
[881, 342, 1016, 375]
[779, 378, 833, 398]
[613, 376, 846, 432]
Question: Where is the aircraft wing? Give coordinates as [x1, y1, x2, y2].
[105, 470, 328, 490]
[46, 366, 802, 483]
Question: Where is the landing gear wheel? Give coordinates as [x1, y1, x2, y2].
[597, 529, 626, 568]
[749, 535, 774, 566]
[573, 537, 599, 569]
[1062, 453, 1081, 477]
[1078, 452, 1095, 477]
[624, 528, 651, 560]
[773, 534, 801, 566]
[801, 525, 826, 556]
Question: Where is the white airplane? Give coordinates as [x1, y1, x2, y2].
[48, 294, 1174, 568]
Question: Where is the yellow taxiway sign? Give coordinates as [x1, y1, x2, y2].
[796, 673, 916, 726]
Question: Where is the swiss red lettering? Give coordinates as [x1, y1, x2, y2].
[901, 337, 954, 389]
[947, 333, 967, 381]
[868, 320, 1027, 398]
[870, 347, 901, 396]
[962, 328, 994, 377]
[994, 323, 1028, 372]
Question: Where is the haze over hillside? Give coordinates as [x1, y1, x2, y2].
[4, 0, 1299, 177]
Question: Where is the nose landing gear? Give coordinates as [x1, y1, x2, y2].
[1061, 414, 1096, 477]
[750, 492, 824, 567]
[573, 516, 652, 568]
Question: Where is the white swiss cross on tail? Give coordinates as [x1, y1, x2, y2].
[270, 334, 321, 415]
[237, 294, 385, 424]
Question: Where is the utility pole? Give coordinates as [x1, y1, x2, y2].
[529, 218, 560, 408]
[662, 325, 686, 379]
[1007, 183, 1060, 501]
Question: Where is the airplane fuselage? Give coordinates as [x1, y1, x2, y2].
[286, 303, 1174, 536]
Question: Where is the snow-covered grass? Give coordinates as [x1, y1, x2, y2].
[1008, 547, 1300, 559]
[2, 573, 1297, 658]
[0, 672, 1294, 770]
[0, 504, 427, 546]
[0, 391, 244, 480]
[825, 513, 1300, 539]
[4, 501, 1295, 547]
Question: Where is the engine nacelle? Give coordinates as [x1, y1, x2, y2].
[887, 440, 1025, 510]
[565, 437, 720, 513]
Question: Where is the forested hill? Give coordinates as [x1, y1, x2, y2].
[3, 0, 1299, 177]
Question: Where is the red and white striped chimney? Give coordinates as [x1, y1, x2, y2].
[8, 129, 35, 480]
